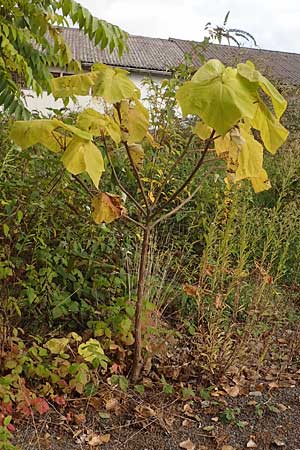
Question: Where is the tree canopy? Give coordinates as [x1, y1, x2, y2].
[0, 0, 127, 118]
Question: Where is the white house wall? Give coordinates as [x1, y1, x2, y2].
[23, 72, 166, 115]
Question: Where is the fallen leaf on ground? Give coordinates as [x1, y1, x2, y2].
[88, 433, 111, 447]
[105, 398, 119, 412]
[224, 385, 240, 397]
[135, 404, 155, 418]
[179, 439, 196, 450]
[273, 439, 285, 447]
[222, 446, 236, 450]
[247, 438, 257, 448]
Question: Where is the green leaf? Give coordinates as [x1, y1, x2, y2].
[176, 59, 258, 135]
[61, 138, 104, 188]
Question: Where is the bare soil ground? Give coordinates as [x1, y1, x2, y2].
[13, 384, 300, 450]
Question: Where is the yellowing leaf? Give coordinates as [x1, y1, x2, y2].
[62, 139, 104, 188]
[44, 338, 69, 354]
[92, 192, 126, 224]
[235, 126, 264, 180]
[78, 339, 105, 363]
[176, 59, 258, 135]
[92, 63, 137, 103]
[10, 120, 63, 152]
[76, 108, 121, 143]
[238, 61, 287, 118]
[128, 143, 144, 166]
[148, 191, 155, 203]
[193, 121, 212, 140]
[53, 118, 92, 141]
[51, 73, 94, 98]
[251, 100, 289, 154]
[118, 99, 149, 144]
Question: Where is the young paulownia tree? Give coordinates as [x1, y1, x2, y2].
[10, 59, 288, 381]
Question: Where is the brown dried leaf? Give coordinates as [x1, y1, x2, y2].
[179, 439, 196, 450]
[135, 404, 155, 418]
[222, 446, 236, 450]
[105, 398, 119, 412]
[224, 385, 240, 397]
[92, 192, 126, 224]
[183, 284, 199, 297]
[88, 433, 111, 447]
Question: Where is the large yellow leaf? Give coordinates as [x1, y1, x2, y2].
[62, 138, 104, 188]
[92, 192, 126, 224]
[51, 73, 95, 98]
[251, 100, 289, 154]
[92, 64, 137, 103]
[237, 61, 287, 118]
[76, 108, 121, 143]
[52, 118, 92, 141]
[176, 59, 258, 135]
[10, 120, 63, 152]
[235, 126, 264, 181]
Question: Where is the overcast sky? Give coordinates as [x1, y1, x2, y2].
[79, 0, 299, 54]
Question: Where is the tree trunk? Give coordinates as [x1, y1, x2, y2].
[131, 225, 150, 382]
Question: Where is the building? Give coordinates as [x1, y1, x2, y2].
[24, 28, 300, 115]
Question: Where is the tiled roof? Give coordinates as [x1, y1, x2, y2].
[60, 28, 300, 84]
[171, 38, 300, 85]
[61, 28, 183, 72]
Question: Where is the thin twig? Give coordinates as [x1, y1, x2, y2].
[152, 134, 195, 209]
[151, 168, 213, 228]
[72, 174, 94, 198]
[123, 214, 146, 230]
[114, 103, 150, 212]
[103, 135, 146, 216]
[151, 130, 215, 218]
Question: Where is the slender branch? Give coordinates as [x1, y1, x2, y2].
[123, 140, 150, 213]
[152, 134, 195, 209]
[102, 135, 146, 217]
[151, 167, 214, 228]
[114, 103, 150, 213]
[151, 130, 215, 218]
[123, 214, 146, 230]
[72, 174, 94, 198]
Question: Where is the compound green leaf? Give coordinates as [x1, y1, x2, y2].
[176, 59, 258, 135]
[62, 138, 104, 187]
[251, 100, 288, 154]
